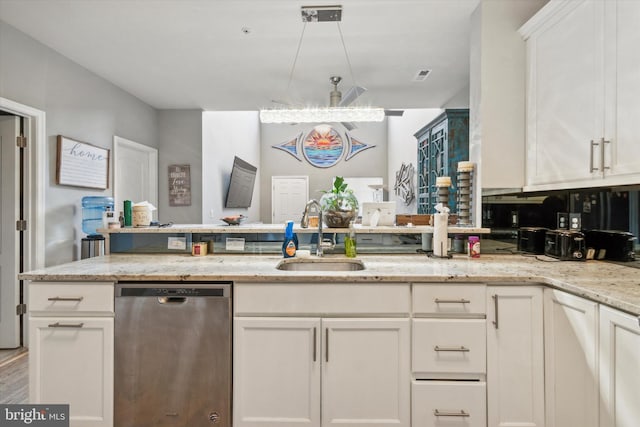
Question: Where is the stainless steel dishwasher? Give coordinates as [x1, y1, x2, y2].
[114, 282, 232, 427]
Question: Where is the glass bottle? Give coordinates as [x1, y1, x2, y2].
[344, 221, 357, 258]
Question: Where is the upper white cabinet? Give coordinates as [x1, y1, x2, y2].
[543, 289, 599, 427]
[599, 305, 640, 427]
[521, 0, 640, 190]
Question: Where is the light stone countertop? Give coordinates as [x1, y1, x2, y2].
[20, 254, 640, 316]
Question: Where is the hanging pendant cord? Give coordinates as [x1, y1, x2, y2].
[337, 22, 357, 87]
[286, 22, 308, 95]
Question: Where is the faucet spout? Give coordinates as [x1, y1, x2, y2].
[301, 199, 324, 256]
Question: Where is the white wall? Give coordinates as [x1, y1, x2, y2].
[0, 20, 158, 266]
[387, 109, 443, 214]
[202, 111, 261, 223]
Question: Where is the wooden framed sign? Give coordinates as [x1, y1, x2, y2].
[56, 135, 110, 189]
[168, 164, 192, 206]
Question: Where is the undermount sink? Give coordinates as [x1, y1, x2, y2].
[276, 258, 365, 272]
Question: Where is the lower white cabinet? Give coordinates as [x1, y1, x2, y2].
[412, 381, 486, 427]
[544, 289, 599, 427]
[29, 317, 114, 427]
[234, 317, 410, 427]
[599, 305, 640, 427]
[486, 286, 544, 427]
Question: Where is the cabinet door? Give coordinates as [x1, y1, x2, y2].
[321, 318, 410, 427]
[525, 0, 605, 187]
[29, 317, 113, 427]
[487, 286, 544, 427]
[234, 317, 321, 427]
[599, 305, 640, 427]
[604, 0, 640, 179]
[544, 289, 599, 427]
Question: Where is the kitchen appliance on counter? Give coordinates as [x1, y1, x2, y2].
[114, 282, 232, 427]
[517, 227, 548, 254]
[585, 230, 637, 262]
[544, 230, 586, 261]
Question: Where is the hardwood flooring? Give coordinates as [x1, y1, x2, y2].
[0, 348, 28, 404]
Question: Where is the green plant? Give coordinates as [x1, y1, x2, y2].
[319, 177, 359, 212]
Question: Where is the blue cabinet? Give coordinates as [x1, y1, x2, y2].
[415, 109, 469, 215]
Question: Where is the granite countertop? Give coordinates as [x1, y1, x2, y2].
[20, 254, 640, 316]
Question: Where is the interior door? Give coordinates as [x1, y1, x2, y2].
[272, 176, 309, 225]
[0, 116, 20, 348]
[113, 136, 158, 220]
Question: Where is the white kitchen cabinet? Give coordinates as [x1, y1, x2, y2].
[28, 281, 114, 427]
[233, 311, 410, 427]
[543, 289, 599, 427]
[321, 318, 410, 427]
[486, 286, 544, 427]
[234, 317, 321, 427]
[599, 305, 640, 427]
[412, 381, 486, 427]
[520, 0, 640, 190]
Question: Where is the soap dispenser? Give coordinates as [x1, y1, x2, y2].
[282, 220, 298, 258]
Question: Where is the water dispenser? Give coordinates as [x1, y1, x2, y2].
[81, 196, 114, 259]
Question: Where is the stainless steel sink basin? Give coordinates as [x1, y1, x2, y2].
[276, 258, 365, 271]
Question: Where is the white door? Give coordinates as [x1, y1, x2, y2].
[321, 318, 410, 427]
[599, 305, 640, 427]
[0, 116, 20, 348]
[272, 176, 309, 225]
[544, 289, 599, 427]
[234, 317, 321, 427]
[487, 286, 544, 427]
[113, 136, 158, 220]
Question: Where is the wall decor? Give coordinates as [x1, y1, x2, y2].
[168, 164, 191, 206]
[56, 135, 110, 189]
[394, 162, 415, 206]
[302, 124, 344, 168]
[345, 133, 375, 161]
[272, 133, 303, 161]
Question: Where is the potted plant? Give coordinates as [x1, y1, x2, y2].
[320, 176, 359, 228]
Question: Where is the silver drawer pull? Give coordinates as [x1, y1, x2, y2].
[48, 322, 84, 328]
[48, 296, 84, 302]
[434, 298, 470, 304]
[434, 345, 470, 352]
[434, 409, 470, 417]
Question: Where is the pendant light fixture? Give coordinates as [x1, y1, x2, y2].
[259, 5, 385, 125]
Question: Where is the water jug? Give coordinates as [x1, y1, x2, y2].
[82, 196, 114, 236]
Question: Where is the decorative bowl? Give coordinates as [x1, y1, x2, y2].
[221, 215, 246, 226]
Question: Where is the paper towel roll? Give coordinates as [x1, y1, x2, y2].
[433, 212, 449, 257]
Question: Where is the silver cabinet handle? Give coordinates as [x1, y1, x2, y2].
[434, 298, 470, 304]
[325, 328, 329, 362]
[602, 138, 610, 171]
[434, 409, 470, 417]
[47, 296, 84, 302]
[492, 294, 499, 329]
[48, 322, 84, 328]
[313, 327, 317, 362]
[434, 345, 470, 352]
[590, 139, 599, 172]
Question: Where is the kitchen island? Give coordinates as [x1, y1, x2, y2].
[20, 253, 640, 427]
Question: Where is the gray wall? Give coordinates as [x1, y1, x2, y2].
[0, 20, 159, 266]
[260, 122, 387, 222]
[157, 110, 202, 224]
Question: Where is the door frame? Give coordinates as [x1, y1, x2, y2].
[113, 135, 158, 214]
[271, 175, 309, 224]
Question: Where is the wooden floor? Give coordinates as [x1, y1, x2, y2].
[0, 348, 28, 404]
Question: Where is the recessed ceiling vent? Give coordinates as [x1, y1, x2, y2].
[413, 69, 432, 82]
[301, 5, 342, 22]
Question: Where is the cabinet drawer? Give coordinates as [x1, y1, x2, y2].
[234, 283, 410, 315]
[29, 282, 114, 314]
[413, 284, 486, 316]
[412, 318, 486, 375]
[412, 381, 486, 427]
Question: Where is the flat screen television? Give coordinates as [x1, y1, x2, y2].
[225, 156, 257, 208]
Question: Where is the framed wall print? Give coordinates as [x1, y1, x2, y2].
[56, 135, 110, 189]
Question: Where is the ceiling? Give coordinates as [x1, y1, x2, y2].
[0, 0, 480, 111]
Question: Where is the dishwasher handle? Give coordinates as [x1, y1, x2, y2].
[115, 282, 231, 298]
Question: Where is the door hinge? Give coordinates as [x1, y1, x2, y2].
[16, 220, 27, 231]
[16, 304, 27, 316]
[16, 135, 27, 148]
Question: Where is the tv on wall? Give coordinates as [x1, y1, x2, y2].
[225, 156, 257, 208]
